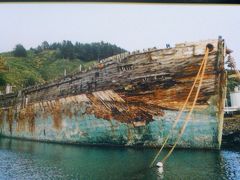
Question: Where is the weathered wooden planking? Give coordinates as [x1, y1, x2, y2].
[0, 39, 221, 114]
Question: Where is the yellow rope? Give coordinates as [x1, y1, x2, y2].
[149, 53, 206, 168]
[161, 48, 209, 163]
[150, 47, 209, 167]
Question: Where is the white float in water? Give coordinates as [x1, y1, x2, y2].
[156, 162, 164, 174]
[156, 162, 163, 167]
[156, 161, 164, 179]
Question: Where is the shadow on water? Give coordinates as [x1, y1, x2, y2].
[0, 137, 239, 180]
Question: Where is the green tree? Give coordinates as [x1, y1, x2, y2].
[0, 74, 6, 86]
[49, 42, 61, 50]
[32, 40, 126, 61]
[13, 44, 27, 57]
[60, 40, 75, 59]
[41, 41, 50, 50]
[74, 41, 126, 62]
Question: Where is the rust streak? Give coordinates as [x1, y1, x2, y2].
[52, 100, 62, 129]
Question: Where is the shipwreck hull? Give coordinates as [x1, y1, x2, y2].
[0, 38, 226, 149]
[0, 99, 219, 148]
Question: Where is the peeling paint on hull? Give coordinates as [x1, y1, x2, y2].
[0, 92, 219, 149]
[0, 108, 218, 149]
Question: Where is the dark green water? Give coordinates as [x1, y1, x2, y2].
[0, 138, 239, 180]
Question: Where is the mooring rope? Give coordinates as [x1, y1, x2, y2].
[149, 52, 206, 168]
[150, 47, 210, 167]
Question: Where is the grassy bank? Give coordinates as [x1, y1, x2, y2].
[0, 50, 96, 91]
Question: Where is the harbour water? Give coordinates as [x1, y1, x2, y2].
[0, 137, 239, 180]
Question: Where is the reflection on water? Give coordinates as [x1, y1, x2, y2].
[0, 137, 239, 180]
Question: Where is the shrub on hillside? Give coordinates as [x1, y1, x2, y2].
[13, 44, 27, 57]
[24, 77, 36, 87]
[0, 74, 6, 86]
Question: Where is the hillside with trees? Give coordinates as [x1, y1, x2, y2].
[0, 41, 126, 91]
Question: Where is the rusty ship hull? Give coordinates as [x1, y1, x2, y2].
[0, 38, 226, 149]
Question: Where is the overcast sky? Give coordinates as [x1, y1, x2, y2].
[0, 3, 239, 67]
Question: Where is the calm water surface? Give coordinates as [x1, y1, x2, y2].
[0, 137, 239, 180]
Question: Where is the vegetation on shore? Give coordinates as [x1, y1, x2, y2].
[0, 41, 126, 91]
